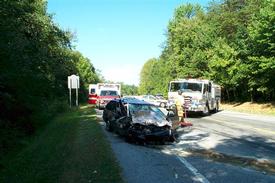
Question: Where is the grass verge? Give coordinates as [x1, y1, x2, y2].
[0, 105, 124, 183]
[221, 102, 275, 116]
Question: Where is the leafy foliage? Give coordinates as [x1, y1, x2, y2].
[139, 58, 172, 97]
[139, 0, 275, 102]
[121, 83, 138, 96]
[0, 0, 99, 154]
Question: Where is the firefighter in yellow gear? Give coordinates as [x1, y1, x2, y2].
[175, 90, 185, 122]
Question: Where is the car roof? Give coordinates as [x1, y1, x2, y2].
[114, 97, 152, 105]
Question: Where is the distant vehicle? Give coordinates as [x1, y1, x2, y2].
[154, 95, 165, 100]
[155, 94, 164, 98]
[102, 98, 176, 143]
[168, 78, 221, 115]
[88, 83, 121, 109]
[140, 95, 168, 108]
[88, 84, 97, 104]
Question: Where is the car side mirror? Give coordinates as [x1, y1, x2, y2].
[167, 111, 175, 117]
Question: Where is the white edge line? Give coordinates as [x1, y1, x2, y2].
[177, 156, 210, 183]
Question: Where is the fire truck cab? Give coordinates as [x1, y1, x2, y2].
[88, 83, 121, 109]
[168, 79, 221, 114]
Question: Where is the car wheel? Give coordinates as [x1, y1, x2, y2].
[105, 121, 113, 132]
[103, 115, 108, 122]
[125, 135, 134, 143]
[160, 102, 166, 108]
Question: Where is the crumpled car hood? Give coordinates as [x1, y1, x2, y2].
[132, 113, 171, 127]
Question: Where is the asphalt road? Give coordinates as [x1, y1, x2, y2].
[96, 109, 275, 183]
[181, 111, 275, 161]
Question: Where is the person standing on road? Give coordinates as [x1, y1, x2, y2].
[175, 90, 185, 122]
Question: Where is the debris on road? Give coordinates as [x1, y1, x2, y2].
[180, 121, 193, 128]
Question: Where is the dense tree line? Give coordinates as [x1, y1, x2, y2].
[102, 80, 139, 96]
[0, 0, 99, 154]
[121, 83, 138, 96]
[139, 0, 275, 102]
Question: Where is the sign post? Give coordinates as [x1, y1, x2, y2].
[68, 75, 80, 107]
[69, 79, 72, 107]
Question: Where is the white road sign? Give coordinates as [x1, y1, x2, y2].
[68, 74, 80, 107]
[68, 75, 79, 89]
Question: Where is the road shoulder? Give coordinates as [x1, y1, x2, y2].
[0, 106, 124, 183]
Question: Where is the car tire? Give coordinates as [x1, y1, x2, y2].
[105, 121, 113, 132]
[160, 102, 166, 108]
[125, 135, 134, 143]
[103, 115, 108, 122]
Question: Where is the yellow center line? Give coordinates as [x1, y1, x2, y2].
[204, 117, 275, 136]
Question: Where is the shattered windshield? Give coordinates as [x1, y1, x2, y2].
[128, 104, 170, 126]
[170, 82, 202, 92]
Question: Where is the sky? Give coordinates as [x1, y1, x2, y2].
[47, 0, 210, 85]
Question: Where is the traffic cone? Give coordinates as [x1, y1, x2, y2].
[180, 106, 193, 127]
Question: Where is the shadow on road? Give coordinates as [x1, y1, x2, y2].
[172, 132, 275, 175]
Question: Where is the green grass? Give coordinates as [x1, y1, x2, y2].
[221, 102, 275, 116]
[0, 106, 124, 183]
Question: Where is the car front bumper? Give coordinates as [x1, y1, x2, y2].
[128, 128, 176, 142]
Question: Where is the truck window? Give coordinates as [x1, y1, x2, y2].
[170, 82, 181, 92]
[90, 88, 95, 94]
[203, 84, 208, 94]
[170, 82, 202, 92]
[208, 83, 212, 92]
[100, 90, 118, 96]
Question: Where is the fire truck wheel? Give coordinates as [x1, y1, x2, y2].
[215, 102, 219, 112]
[202, 104, 210, 116]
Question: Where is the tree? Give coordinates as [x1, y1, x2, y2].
[139, 58, 157, 94]
[207, 38, 241, 101]
[68, 51, 100, 102]
[246, 0, 275, 101]
[0, 0, 99, 154]
[165, 4, 214, 79]
[139, 0, 275, 102]
[121, 84, 138, 96]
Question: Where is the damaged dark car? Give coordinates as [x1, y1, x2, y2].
[103, 98, 176, 143]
